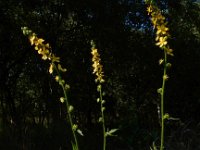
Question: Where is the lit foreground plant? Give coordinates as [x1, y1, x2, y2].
[21, 27, 82, 150]
[90, 41, 118, 150]
[145, 1, 174, 150]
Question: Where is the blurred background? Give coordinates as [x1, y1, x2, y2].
[0, 0, 200, 149]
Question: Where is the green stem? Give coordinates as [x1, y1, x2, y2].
[54, 63, 79, 150]
[160, 51, 167, 150]
[99, 85, 106, 150]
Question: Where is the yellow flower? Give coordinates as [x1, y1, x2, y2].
[35, 38, 44, 46]
[45, 43, 50, 49]
[147, 5, 153, 15]
[49, 63, 54, 74]
[29, 35, 36, 45]
[51, 54, 60, 62]
[91, 48, 98, 55]
[55, 76, 59, 82]
[156, 36, 167, 48]
[156, 25, 168, 35]
[159, 59, 164, 65]
[165, 47, 174, 56]
[38, 48, 43, 54]
[42, 54, 48, 60]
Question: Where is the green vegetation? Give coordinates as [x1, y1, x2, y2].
[1, 0, 200, 150]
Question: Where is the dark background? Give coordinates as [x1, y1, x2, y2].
[0, 0, 200, 149]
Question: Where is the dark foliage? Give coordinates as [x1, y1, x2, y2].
[0, 0, 200, 149]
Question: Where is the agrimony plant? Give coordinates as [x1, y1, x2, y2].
[90, 40, 117, 150]
[21, 27, 81, 150]
[145, 1, 173, 150]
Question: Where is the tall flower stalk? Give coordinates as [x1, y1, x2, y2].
[90, 41, 106, 150]
[90, 41, 118, 150]
[145, 1, 173, 150]
[21, 27, 80, 150]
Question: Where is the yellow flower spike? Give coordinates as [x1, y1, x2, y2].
[145, 2, 174, 150]
[49, 63, 54, 74]
[91, 45, 105, 83]
[22, 27, 79, 150]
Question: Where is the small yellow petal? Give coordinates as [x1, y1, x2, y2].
[29, 35, 36, 45]
[42, 55, 48, 60]
[55, 76, 59, 82]
[49, 64, 53, 74]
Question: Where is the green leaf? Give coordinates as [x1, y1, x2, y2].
[77, 129, 84, 136]
[163, 113, 169, 120]
[106, 128, 118, 137]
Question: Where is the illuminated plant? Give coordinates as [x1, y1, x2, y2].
[145, 1, 173, 150]
[90, 40, 117, 150]
[21, 27, 82, 150]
